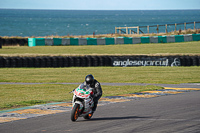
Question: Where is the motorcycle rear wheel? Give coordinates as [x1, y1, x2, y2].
[71, 103, 80, 122]
[83, 112, 93, 120]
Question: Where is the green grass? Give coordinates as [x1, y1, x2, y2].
[0, 84, 162, 110]
[0, 41, 200, 56]
[0, 67, 199, 84]
[0, 41, 200, 110]
[1, 66, 199, 110]
[0, 84, 76, 110]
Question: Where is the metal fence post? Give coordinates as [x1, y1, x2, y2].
[175, 23, 177, 31]
[137, 26, 140, 34]
[126, 27, 128, 34]
[184, 22, 186, 30]
[147, 25, 149, 34]
[165, 24, 168, 33]
[157, 25, 159, 33]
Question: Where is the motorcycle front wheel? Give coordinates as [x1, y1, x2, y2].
[71, 103, 80, 122]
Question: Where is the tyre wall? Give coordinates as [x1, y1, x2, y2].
[0, 56, 199, 68]
[1, 38, 28, 46]
[0, 37, 2, 48]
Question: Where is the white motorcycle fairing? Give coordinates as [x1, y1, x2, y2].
[71, 83, 94, 121]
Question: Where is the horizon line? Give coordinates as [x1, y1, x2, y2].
[1, 8, 200, 11]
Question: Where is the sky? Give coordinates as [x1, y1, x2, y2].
[0, 0, 200, 10]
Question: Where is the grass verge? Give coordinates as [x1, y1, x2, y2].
[0, 84, 162, 110]
[0, 41, 200, 56]
[0, 67, 200, 84]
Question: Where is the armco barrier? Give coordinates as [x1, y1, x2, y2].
[158, 36, 167, 43]
[193, 34, 200, 41]
[27, 34, 200, 47]
[105, 38, 115, 45]
[175, 35, 184, 42]
[0, 55, 199, 68]
[2, 35, 199, 46]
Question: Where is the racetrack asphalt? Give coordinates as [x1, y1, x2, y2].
[1, 82, 200, 88]
[1, 89, 200, 133]
[0, 82, 200, 132]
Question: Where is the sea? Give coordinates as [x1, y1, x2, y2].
[0, 9, 200, 37]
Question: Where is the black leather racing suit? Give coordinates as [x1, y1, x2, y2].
[84, 79, 102, 111]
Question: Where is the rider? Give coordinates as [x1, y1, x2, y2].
[84, 74, 102, 112]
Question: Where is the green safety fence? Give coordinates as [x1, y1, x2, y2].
[175, 35, 185, 42]
[158, 36, 167, 43]
[192, 34, 200, 41]
[105, 38, 115, 45]
[124, 37, 133, 44]
[28, 34, 200, 47]
[87, 38, 97, 45]
[141, 36, 150, 43]
[53, 38, 62, 46]
[70, 38, 79, 46]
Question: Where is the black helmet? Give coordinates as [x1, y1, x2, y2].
[85, 74, 94, 85]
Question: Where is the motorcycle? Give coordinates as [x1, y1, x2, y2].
[70, 83, 94, 122]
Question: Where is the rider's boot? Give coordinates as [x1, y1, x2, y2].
[92, 101, 97, 113]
